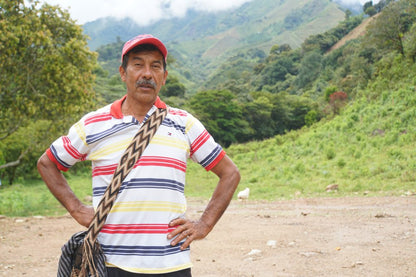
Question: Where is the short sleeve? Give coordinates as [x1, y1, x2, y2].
[186, 113, 226, 171]
[47, 120, 89, 172]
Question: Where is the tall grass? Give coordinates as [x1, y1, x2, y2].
[0, 174, 92, 217]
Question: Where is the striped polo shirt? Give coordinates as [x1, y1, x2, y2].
[47, 95, 226, 274]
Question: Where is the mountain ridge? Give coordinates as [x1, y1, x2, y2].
[84, 0, 351, 51]
[84, 0, 359, 92]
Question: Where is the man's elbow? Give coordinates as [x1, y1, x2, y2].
[37, 152, 51, 173]
[229, 165, 241, 191]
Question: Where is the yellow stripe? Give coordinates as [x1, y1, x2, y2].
[106, 262, 193, 274]
[152, 136, 190, 153]
[74, 122, 87, 146]
[89, 138, 132, 160]
[185, 116, 197, 134]
[110, 201, 186, 214]
[89, 134, 190, 160]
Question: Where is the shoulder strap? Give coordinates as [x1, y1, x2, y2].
[80, 107, 168, 276]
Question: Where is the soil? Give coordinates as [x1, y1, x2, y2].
[1, 196, 416, 277]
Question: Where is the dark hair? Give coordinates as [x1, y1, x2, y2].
[121, 44, 167, 71]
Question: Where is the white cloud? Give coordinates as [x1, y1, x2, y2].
[30, 0, 380, 25]
[32, 0, 254, 25]
[190, 0, 253, 12]
[340, 0, 380, 4]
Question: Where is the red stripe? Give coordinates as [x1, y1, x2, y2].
[135, 156, 187, 172]
[46, 148, 70, 172]
[93, 157, 186, 177]
[92, 164, 117, 177]
[169, 110, 187, 116]
[62, 136, 87, 161]
[190, 130, 210, 156]
[205, 150, 226, 171]
[85, 113, 112, 125]
[100, 224, 177, 234]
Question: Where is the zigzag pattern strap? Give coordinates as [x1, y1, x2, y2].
[78, 108, 167, 277]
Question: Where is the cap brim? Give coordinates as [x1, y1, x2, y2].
[121, 36, 168, 62]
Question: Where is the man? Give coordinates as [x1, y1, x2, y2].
[37, 34, 240, 276]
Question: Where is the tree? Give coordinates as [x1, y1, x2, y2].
[364, 1, 377, 16]
[258, 52, 299, 89]
[0, 0, 97, 179]
[345, 9, 352, 20]
[366, 0, 416, 56]
[270, 44, 292, 56]
[404, 23, 416, 62]
[365, 6, 377, 17]
[294, 51, 323, 90]
[188, 90, 250, 147]
[324, 86, 338, 102]
[243, 93, 274, 140]
[159, 75, 186, 97]
[363, 1, 373, 12]
[328, 91, 348, 115]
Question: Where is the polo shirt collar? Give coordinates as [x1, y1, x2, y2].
[110, 95, 167, 119]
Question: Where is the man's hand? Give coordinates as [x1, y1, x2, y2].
[167, 218, 211, 250]
[167, 155, 240, 251]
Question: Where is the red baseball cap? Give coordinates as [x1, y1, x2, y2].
[121, 34, 168, 62]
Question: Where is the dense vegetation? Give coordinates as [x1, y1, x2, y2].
[0, 0, 415, 216]
[0, 0, 97, 183]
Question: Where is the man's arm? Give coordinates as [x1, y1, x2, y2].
[37, 152, 94, 227]
[168, 154, 240, 250]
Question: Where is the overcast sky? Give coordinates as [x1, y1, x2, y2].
[32, 0, 376, 25]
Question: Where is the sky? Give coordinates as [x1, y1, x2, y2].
[30, 0, 377, 25]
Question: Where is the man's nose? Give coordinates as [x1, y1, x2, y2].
[142, 65, 152, 79]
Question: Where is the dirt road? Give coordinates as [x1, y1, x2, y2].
[1, 196, 415, 276]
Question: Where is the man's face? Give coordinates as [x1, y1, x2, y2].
[119, 50, 168, 106]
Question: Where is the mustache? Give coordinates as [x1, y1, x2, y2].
[135, 79, 156, 89]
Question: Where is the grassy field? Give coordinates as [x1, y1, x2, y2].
[0, 174, 93, 217]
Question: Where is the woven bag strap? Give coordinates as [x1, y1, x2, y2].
[80, 107, 167, 276]
[88, 107, 167, 240]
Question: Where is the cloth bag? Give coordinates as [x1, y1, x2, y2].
[57, 231, 106, 277]
[56, 108, 168, 277]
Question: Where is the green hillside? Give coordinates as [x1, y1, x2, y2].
[182, 0, 416, 200]
[186, 55, 416, 200]
[196, 0, 344, 58]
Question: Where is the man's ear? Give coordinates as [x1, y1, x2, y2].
[162, 70, 168, 85]
[119, 66, 126, 82]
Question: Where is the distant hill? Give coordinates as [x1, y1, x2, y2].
[84, 0, 357, 50]
[84, 0, 358, 91]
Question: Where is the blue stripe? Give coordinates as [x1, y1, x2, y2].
[92, 178, 185, 197]
[122, 178, 185, 194]
[86, 121, 137, 144]
[93, 185, 107, 197]
[50, 145, 71, 169]
[200, 145, 222, 168]
[101, 243, 189, 256]
[163, 118, 186, 134]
